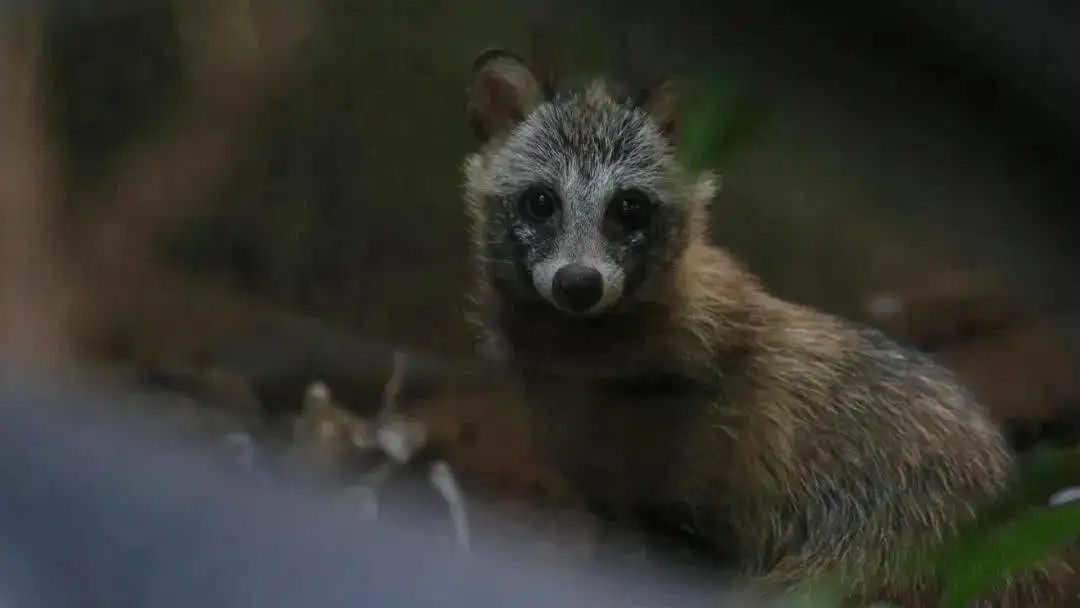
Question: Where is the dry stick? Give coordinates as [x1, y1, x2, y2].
[375, 350, 428, 464]
[380, 350, 410, 419]
[362, 350, 472, 551]
[380, 351, 470, 551]
[367, 351, 414, 473]
[430, 460, 472, 553]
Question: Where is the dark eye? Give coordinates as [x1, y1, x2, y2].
[609, 190, 654, 231]
[519, 186, 558, 221]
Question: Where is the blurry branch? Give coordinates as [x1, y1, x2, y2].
[68, 0, 317, 361]
[0, 8, 72, 368]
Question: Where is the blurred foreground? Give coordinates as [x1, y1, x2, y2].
[0, 368, 768, 608]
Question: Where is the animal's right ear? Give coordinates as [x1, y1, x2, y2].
[635, 80, 679, 141]
[467, 49, 545, 143]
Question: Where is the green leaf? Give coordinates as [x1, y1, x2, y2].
[938, 504, 1080, 608]
[788, 579, 845, 608]
[677, 79, 761, 172]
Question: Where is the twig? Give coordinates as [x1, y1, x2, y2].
[380, 350, 409, 419]
[429, 460, 472, 553]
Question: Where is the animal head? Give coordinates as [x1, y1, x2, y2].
[462, 50, 717, 323]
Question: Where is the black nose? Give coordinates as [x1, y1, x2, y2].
[552, 264, 604, 312]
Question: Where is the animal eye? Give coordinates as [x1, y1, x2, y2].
[609, 190, 654, 231]
[519, 186, 558, 221]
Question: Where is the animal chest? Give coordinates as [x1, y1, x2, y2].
[522, 372, 716, 515]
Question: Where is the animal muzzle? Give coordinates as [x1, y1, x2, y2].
[533, 257, 626, 315]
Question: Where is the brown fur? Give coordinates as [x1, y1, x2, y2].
[460, 56, 1070, 606]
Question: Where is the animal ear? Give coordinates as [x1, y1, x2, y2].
[467, 49, 546, 142]
[635, 80, 679, 141]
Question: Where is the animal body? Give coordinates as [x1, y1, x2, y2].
[460, 49, 1068, 606]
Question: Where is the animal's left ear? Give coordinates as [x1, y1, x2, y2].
[635, 81, 679, 141]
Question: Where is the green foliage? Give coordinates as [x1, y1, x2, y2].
[929, 446, 1080, 607]
[677, 78, 762, 172]
[937, 504, 1080, 608]
[788, 577, 846, 608]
